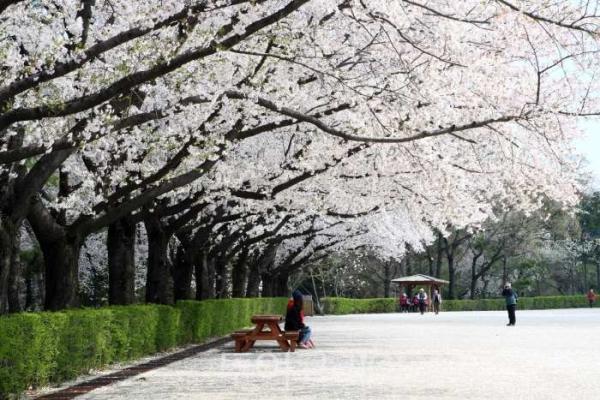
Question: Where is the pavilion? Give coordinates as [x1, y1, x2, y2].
[391, 274, 450, 310]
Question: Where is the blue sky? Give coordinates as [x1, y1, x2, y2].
[576, 121, 600, 190]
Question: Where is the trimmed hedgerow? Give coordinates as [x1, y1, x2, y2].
[176, 297, 288, 343]
[0, 312, 64, 395]
[322, 295, 592, 315]
[322, 297, 397, 314]
[0, 298, 287, 398]
[442, 295, 589, 311]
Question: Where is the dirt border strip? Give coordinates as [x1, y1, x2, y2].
[35, 337, 232, 400]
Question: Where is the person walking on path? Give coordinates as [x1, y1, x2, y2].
[502, 283, 518, 326]
[587, 288, 597, 308]
[417, 288, 428, 315]
[432, 289, 442, 315]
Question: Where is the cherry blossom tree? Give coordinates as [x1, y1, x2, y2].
[0, 0, 599, 311]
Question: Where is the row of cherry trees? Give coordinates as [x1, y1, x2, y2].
[1, 0, 599, 313]
[300, 194, 600, 300]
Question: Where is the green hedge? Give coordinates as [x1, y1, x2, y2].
[322, 297, 397, 314]
[322, 295, 591, 315]
[443, 295, 589, 311]
[0, 298, 287, 397]
[177, 298, 287, 343]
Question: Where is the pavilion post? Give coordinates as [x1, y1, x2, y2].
[428, 285, 432, 312]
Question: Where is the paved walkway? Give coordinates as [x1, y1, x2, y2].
[77, 309, 600, 399]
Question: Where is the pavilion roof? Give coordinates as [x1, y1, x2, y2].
[391, 274, 449, 285]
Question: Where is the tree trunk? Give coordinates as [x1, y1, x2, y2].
[0, 131, 28, 313]
[206, 256, 216, 299]
[583, 258, 588, 291]
[255, 244, 277, 298]
[195, 253, 216, 300]
[447, 252, 456, 300]
[214, 257, 230, 299]
[107, 217, 136, 305]
[435, 232, 443, 278]
[25, 272, 35, 310]
[261, 273, 274, 297]
[231, 248, 249, 298]
[482, 276, 490, 299]
[246, 262, 261, 298]
[195, 251, 209, 300]
[383, 263, 391, 298]
[403, 256, 413, 298]
[42, 234, 82, 310]
[144, 216, 173, 305]
[427, 253, 434, 277]
[0, 221, 17, 314]
[7, 227, 22, 312]
[194, 252, 204, 300]
[273, 271, 289, 297]
[569, 263, 576, 295]
[469, 253, 482, 300]
[24, 247, 44, 311]
[173, 242, 194, 301]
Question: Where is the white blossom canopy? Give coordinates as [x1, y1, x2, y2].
[1, 0, 599, 259]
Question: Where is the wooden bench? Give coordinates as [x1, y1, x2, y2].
[230, 316, 301, 353]
[232, 330, 299, 352]
[231, 329, 254, 352]
[283, 330, 299, 352]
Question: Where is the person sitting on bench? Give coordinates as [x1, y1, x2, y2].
[285, 290, 315, 349]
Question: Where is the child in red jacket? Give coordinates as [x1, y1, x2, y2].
[412, 294, 420, 312]
[399, 293, 409, 312]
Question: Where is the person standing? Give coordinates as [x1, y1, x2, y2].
[432, 289, 442, 315]
[502, 283, 518, 326]
[412, 294, 419, 312]
[417, 288, 428, 315]
[399, 292, 409, 313]
[587, 288, 597, 308]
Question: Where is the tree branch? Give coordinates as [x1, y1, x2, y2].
[496, 0, 599, 36]
[0, 0, 22, 15]
[223, 90, 525, 144]
[0, 0, 310, 132]
[0, 0, 267, 103]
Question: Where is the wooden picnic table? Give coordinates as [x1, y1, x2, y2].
[231, 314, 298, 352]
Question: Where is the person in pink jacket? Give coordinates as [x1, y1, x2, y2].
[399, 292, 409, 313]
[587, 288, 597, 308]
[412, 294, 420, 312]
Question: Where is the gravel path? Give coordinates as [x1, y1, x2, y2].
[77, 309, 600, 400]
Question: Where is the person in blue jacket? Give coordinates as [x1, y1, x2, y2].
[502, 282, 518, 326]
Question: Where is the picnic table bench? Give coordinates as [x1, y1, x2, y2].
[231, 314, 299, 352]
